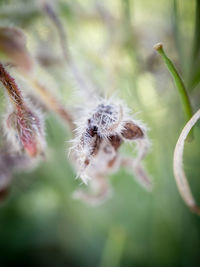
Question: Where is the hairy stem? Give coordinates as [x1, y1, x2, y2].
[22, 72, 75, 131]
[0, 63, 24, 107]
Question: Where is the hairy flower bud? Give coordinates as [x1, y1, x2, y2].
[5, 106, 45, 157]
[0, 63, 45, 157]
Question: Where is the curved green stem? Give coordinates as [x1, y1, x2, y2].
[154, 43, 193, 123]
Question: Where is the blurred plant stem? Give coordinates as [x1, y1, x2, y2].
[188, 0, 200, 89]
[191, 0, 200, 69]
[121, 0, 141, 105]
[121, 0, 137, 68]
[121, 0, 136, 71]
[21, 71, 75, 132]
[172, 0, 185, 74]
[41, 0, 98, 100]
[100, 227, 126, 267]
[154, 43, 193, 131]
[122, 0, 132, 32]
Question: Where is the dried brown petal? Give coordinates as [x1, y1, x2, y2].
[121, 122, 144, 140]
[109, 135, 122, 151]
[91, 135, 102, 156]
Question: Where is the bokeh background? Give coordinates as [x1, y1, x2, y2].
[0, 0, 200, 266]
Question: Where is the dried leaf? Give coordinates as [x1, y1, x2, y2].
[0, 27, 32, 71]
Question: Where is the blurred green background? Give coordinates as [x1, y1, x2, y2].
[0, 0, 200, 266]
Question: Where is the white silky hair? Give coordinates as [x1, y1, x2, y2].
[70, 97, 149, 184]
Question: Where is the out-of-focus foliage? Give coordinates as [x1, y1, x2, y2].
[0, 0, 200, 266]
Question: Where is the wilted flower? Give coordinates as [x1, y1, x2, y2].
[70, 98, 151, 204]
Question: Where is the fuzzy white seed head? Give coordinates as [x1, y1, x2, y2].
[70, 98, 148, 185]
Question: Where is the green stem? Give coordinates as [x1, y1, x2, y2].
[188, 0, 200, 89]
[192, 0, 200, 67]
[154, 43, 193, 123]
[172, 0, 185, 74]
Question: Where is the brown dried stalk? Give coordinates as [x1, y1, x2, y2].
[21, 72, 75, 131]
[173, 109, 200, 215]
[0, 63, 24, 107]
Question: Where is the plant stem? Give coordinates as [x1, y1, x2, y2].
[172, 0, 185, 74]
[0, 63, 24, 108]
[173, 109, 200, 215]
[192, 0, 200, 67]
[188, 0, 200, 89]
[21, 71, 75, 131]
[154, 43, 193, 124]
